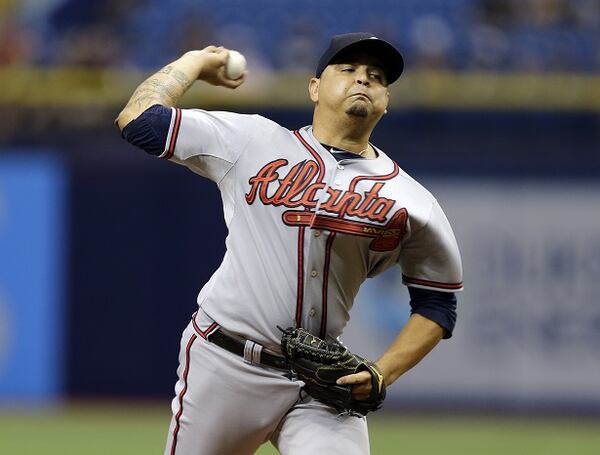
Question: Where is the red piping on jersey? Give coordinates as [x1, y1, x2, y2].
[293, 129, 325, 182]
[170, 332, 196, 455]
[322, 161, 399, 334]
[320, 232, 336, 338]
[402, 274, 463, 290]
[293, 129, 325, 327]
[295, 226, 305, 327]
[347, 162, 400, 198]
[165, 108, 182, 160]
[191, 315, 219, 339]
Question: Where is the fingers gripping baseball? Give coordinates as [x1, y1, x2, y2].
[185, 46, 247, 89]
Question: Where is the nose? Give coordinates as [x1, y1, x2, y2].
[355, 68, 370, 86]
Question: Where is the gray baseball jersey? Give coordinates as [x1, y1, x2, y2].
[160, 108, 463, 352]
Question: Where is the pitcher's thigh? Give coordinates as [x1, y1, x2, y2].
[165, 331, 300, 455]
[272, 400, 370, 455]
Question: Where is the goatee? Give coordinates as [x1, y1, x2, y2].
[345, 104, 368, 118]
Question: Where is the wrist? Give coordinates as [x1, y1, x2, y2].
[178, 52, 206, 80]
[376, 356, 404, 386]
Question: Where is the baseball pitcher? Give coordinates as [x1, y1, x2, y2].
[116, 32, 463, 455]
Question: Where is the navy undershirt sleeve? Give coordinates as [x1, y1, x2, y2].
[121, 104, 172, 156]
[408, 287, 457, 339]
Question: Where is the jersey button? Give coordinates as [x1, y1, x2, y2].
[310, 270, 318, 277]
[309, 308, 316, 317]
[337, 164, 344, 170]
[313, 230, 321, 237]
[334, 179, 341, 186]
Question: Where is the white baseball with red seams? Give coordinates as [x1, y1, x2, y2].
[160, 108, 463, 454]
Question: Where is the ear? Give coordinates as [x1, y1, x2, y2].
[309, 77, 320, 103]
[384, 90, 390, 113]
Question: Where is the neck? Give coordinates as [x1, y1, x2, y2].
[312, 109, 375, 155]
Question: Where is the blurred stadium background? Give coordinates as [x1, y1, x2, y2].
[1, 0, 600, 454]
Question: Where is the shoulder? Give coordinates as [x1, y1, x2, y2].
[185, 109, 282, 129]
[398, 166, 437, 205]
[376, 149, 437, 205]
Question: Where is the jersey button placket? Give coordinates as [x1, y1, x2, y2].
[303, 158, 334, 331]
[312, 163, 337, 217]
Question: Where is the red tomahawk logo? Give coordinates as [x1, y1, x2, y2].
[282, 208, 408, 252]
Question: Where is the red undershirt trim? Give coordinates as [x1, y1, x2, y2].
[170, 332, 196, 455]
[403, 274, 464, 290]
[164, 108, 182, 160]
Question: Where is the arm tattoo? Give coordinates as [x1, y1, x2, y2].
[156, 80, 180, 103]
[157, 65, 174, 75]
[126, 75, 184, 109]
[171, 69, 191, 88]
[122, 62, 196, 120]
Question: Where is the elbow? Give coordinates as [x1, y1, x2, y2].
[408, 288, 457, 339]
[115, 102, 167, 132]
[117, 104, 171, 156]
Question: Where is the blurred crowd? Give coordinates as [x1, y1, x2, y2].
[1, 0, 599, 72]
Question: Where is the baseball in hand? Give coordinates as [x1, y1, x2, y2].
[225, 50, 247, 79]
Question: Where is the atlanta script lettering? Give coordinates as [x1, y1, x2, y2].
[245, 159, 395, 222]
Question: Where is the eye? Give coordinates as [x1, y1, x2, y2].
[342, 66, 355, 72]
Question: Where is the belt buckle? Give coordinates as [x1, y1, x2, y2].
[243, 339, 263, 365]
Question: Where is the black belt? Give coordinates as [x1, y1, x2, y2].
[208, 329, 290, 371]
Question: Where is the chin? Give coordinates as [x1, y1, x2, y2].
[345, 103, 369, 118]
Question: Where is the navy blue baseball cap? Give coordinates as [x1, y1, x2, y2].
[316, 32, 404, 84]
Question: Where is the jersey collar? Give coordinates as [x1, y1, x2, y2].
[299, 126, 395, 174]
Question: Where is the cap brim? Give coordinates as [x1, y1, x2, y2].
[327, 39, 404, 84]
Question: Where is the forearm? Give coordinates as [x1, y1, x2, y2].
[376, 313, 444, 386]
[116, 54, 201, 131]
